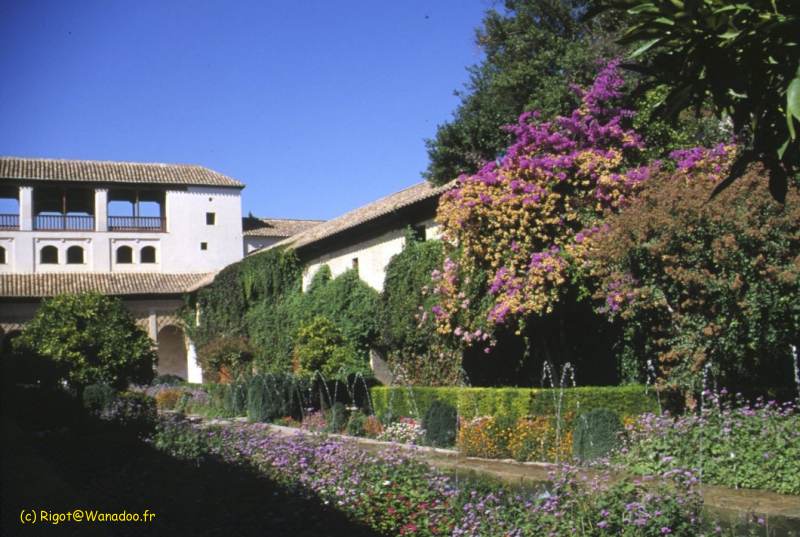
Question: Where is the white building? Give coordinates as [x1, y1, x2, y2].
[0, 156, 245, 382]
[271, 181, 453, 292]
[242, 216, 322, 255]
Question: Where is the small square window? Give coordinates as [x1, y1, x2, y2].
[206, 212, 216, 225]
[200, 242, 208, 251]
[352, 257, 359, 273]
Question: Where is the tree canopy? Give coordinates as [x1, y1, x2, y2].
[594, 0, 800, 201]
[14, 293, 156, 390]
[424, 0, 621, 185]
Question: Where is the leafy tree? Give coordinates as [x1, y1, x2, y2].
[580, 150, 800, 394]
[14, 293, 156, 390]
[379, 231, 444, 357]
[301, 268, 381, 361]
[595, 0, 800, 200]
[424, 0, 622, 185]
[293, 316, 365, 379]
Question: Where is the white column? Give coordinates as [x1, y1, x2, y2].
[186, 341, 203, 384]
[19, 186, 33, 231]
[148, 311, 158, 341]
[94, 188, 108, 231]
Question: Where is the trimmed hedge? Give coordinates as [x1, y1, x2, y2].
[370, 385, 657, 423]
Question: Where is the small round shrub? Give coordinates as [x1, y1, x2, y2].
[82, 383, 117, 415]
[423, 399, 458, 447]
[572, 408, 622, 462]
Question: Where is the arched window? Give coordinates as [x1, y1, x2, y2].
[116, 245, 133, 264]
[0, 246, 5, 264]
[66, 245, 84, 264]
[40, 245, 58, 264]
[140, 246, 156, 264]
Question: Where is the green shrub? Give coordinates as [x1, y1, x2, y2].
[572, 408, 622, 462]
[327, 402, 349, 433]
[197, 336, 253, 382]
[584, 164, 800, 392]
[104, 392, 158, 437]
[293, 316, 365, 379]
[380, 234, 444, 358]
[13, 293, 156, 390]
[346, 410, 368, 437]
[152, 374, 185, 386]
[371, 385, 657, 425]
[423, 399, 458, 448]
[246, 373, 305, 422]
[82, 383, 117, 415]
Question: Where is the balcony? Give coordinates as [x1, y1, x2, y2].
[108, 216, 165, 232]
[0, 214, 19, 229]
[34, 214, 95, 231]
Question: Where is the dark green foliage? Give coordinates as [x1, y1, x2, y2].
[2, 385, 83, 432]
[301, 269, 381, 361]
[346, 410, 368, 437]
[371, 385, 657, 424]
[380, 234, 444, 357]
[572, 408, 622, 462]
[246, 292, 303, 372]
[246, 373, 305, 422]
[152, 374, 185, 386]
[189, 249, 381, 376]
[327, 402, 349, 433]
[82, 383, 117, 415]
[596, 0, 800, 199]
[190, 247, 303, 348]
[105, 392, 158, 437]
[586, 166, 800, 392]
[1, 346, 61, 389]
[13, 293, 156, 390]
[423, 399, 458, 448]
[197, 335, 254, 381]
[424, 0, 621, 185]
[293, 316, 364, 379]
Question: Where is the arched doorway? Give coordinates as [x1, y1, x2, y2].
[157, 325, 187, 379]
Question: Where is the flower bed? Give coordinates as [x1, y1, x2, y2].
[153, 416, 715, 536]
[614, 392, 800, 496]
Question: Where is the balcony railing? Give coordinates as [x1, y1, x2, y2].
[108, 216, 165, 232]
[0, 214, 19, 229]
[34, 214, 95, 231]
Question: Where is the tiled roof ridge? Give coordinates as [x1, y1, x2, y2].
[269, 179, 455, 251]
[0, 156, 244, 188]
[0, 272, 213, 298]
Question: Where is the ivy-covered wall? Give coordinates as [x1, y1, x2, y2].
[186, 247, 383, 377]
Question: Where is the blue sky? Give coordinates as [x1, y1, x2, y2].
[0, 1, 491, 219]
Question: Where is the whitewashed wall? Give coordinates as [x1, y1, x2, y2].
[301, 219, 440, 292]
[1, 186, 243, 274]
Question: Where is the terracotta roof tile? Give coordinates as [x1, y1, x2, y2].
[0, 272, 212, 298]
[242, 217, 323, 238]
[274, 181, 454, 250]
[0, 157, 244, 188]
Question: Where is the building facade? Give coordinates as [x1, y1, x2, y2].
[0, 157, 245, 382]
[271, 181, 453, 292]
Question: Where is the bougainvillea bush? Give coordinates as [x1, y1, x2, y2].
[153, 417, 710, 536]
[579, 154, 800, 391]
[615, 391, 800, 496]
[427, 60, 656, 381]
